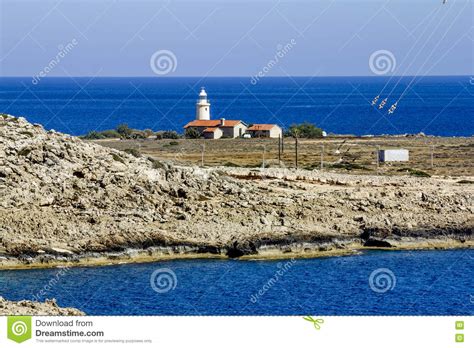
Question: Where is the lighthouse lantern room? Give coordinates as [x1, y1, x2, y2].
[196, 87, 211, 120]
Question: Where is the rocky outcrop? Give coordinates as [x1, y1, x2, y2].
[0, 114, 473, 268]
[0, 296, 84, 315]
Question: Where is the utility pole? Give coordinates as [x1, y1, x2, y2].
[262, 145, 266, 168]
[278, 134, 281, 165]
[320, 145, 324, 170]
[201, 144, 205, 167]
[376, 146, 380, 173]
[281, 133, 284, 153]
[295, 136, 298, 169]
[430, 145, 434, 168]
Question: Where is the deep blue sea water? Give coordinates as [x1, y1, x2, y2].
[0, 250, 473, 315]
[0, 76, 473, 136]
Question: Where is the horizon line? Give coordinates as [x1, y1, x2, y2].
[0, 74, 470, 79]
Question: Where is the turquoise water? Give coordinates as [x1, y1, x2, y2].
[1, 76, 473, 136]
[0, 249, 472, 315]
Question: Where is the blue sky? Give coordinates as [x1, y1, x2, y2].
[0, 0, 472, 77]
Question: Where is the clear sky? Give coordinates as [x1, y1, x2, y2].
[0, 0, 471, 77]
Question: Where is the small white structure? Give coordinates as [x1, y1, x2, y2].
[247, 124, 282, 138]
[196, 87, 211, 120]
[378, 149, 409, 162]
[203, 127, 223, 139]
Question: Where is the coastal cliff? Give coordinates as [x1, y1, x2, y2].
[0, 114, 472, 269]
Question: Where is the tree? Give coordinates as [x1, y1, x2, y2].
[287, 122, 323, 138]
[116, 123, 133, 138]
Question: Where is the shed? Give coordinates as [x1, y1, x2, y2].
[378, 149, 409, 162]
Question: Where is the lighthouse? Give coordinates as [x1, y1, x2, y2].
[196, 87, 211, 120]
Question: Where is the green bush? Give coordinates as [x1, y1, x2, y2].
[100, 129, 121, 138]
[156, 130, 180, 139]
[123, 148, 141, 157]
[185, 128, 201, 139]
[287, 122, 323, 138]
[116, 124, 133, 138]
[397, 168, 431, 177]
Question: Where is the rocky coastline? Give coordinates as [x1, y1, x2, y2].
[0, 114, 472, 270]
[0, 296, 85, 315]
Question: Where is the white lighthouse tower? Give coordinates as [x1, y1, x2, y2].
[196, 87, 211, 120]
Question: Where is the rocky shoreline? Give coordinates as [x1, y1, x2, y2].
[0, 297, 85, 315]
[0, 114, 473, 270]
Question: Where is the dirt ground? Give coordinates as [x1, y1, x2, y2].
[91, 136, 474, 177]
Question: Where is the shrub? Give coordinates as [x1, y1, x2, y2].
[100, 129, 121, 138]
[148, 157, 165, 169]
[144, 129, 154, 138]
[397, 168, 431, 177]
[287, 122, 323, 138]
[116, 123, 133, 138]
[82, 131, 105, 139]
[123, 148, 141, 157]
[112, 153, 125, 163]
[169, 141, 179, 146]
[129, 131, 147, 139]
[156, 130, 180, 139]
[185, 128, 201, 139]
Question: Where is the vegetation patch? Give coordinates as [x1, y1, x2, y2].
[397, 167, 431, 177]
[156, 131, 180, 139]
[286, 122, 323, 138]
[112, 153, 125, 163]
[123, 148, 141, 158]
[18, 148, 31, 156]
[19, 131, 34, 138]
[457, 180, 474, 184]
[328, 162, 369, 171]
[148, 157, 165, 169]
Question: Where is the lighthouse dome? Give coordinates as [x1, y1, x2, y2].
[199, 88, 207, 98]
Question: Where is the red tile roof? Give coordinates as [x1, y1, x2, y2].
[247, 124, 279, 131]
[184, 120, 244, 128]
[203, 127, 219, 133]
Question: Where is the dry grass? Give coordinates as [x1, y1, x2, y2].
[91, 136, 474, 177]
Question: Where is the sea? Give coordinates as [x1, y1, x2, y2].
[0, 250, 473, 315]
[0, 76, 473, 136]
